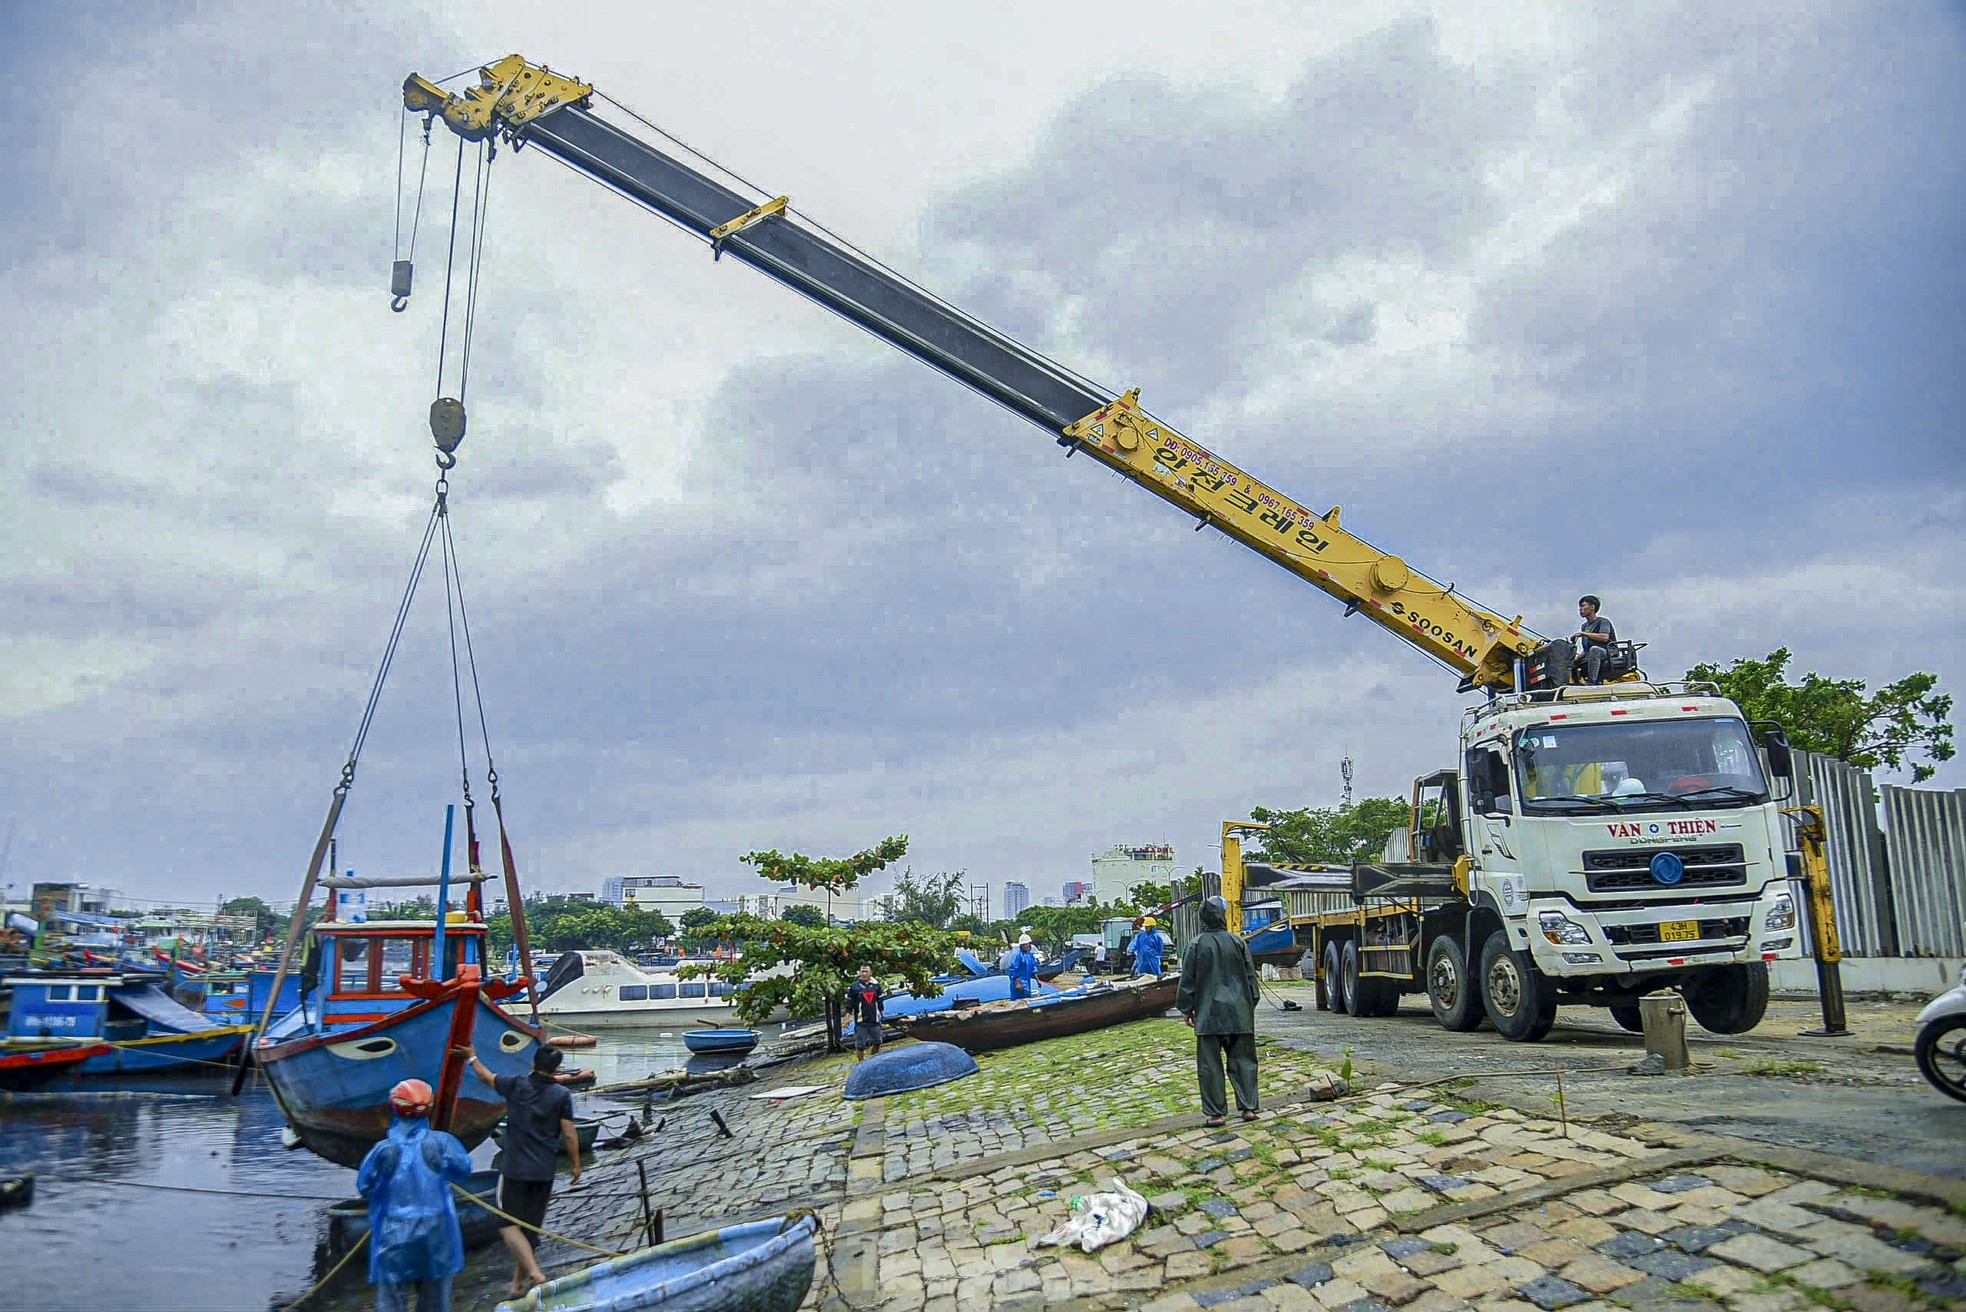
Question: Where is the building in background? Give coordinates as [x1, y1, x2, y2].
[733, 885, 865, 924]
[602, 875, 706, 919]
[1089, 844, 1175, 905]
[1062, 881, 1092, 905]
[1002, 881, 1030, 920]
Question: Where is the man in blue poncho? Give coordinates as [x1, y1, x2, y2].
[356, 1078, 474, 1312]
[1132, 917, 1165, 977]
[1007, 934, 1040, 999]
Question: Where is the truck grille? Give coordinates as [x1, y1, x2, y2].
[1602, 915, 1750, 946]
[1581, 843, 1746, 893]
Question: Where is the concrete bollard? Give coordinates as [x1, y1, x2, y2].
[1638, 988, 1691, 1072]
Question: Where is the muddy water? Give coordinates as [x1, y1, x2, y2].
[0, 1025, 748, 1312]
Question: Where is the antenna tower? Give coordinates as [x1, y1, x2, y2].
[1340, 755, 1355, 808]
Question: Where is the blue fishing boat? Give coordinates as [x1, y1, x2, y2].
[681, 1027, 758, 1055]
[3, 971, 250, 1075]
[256, 916, 540, 1168]
[497, 1214, 816, 1312]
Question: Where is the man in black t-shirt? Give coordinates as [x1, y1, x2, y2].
[1573, 595, 1617, 684]
[845, 965, 884, 1061]
[460, 1044, 581, 1298]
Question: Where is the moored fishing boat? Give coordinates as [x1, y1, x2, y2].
[891, 974, 1178, 1053]
[496, 1213, 817, 1312]
[0, 1040, 111, 1090]
[4, 971, 250, 1074]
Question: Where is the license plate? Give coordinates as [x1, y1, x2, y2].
[1659, 919, 1701, 943]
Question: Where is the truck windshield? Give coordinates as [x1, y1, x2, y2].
[1514, 717, 1768, 815]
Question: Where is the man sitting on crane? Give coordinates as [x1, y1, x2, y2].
[1573, 595, 1617, 684]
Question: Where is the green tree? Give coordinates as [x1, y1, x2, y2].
[1686, 649, 1955, 783]
[1249, 796, 1412, 865]
[1125, 881, 1173, 910]
[220, 895, 285, 943]
[1023, 904, 1108, 949]
[687, 834, 939, 1050]
[679, 906, 722, 933]
[882, 868, 966, 930]
[779, 903, 826, 928]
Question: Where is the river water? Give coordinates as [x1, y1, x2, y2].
[0, 1025, 757, 1312]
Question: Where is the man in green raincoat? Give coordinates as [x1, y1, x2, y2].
[1176, 895, 1261, 1125]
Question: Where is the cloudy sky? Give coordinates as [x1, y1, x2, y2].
[3, 2, 1960, 914]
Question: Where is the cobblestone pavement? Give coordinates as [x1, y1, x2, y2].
[848, 1083, 1966, 1312]
[369, 1012, 1966, 1311]
[880, 1022, 1325, 1183]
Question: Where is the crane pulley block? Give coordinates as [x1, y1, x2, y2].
[403, 55, 592, 143]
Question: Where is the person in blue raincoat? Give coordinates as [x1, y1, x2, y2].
[1132, 917, 1165, 977]
[356, 1078, 474, 1312]
[1007, 934, 1040, 999]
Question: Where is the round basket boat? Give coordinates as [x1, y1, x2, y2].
[842, 1040, 977, 1100]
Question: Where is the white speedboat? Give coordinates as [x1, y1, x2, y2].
[535, 950, 745, 1027]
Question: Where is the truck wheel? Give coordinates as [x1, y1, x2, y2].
[1685, 963, 1770, 1035]
[1425, 935, 1484, 1032]
[1342, 942, 1398, 1017]
[1324, 941, 1350, 1015]
[1478, 930, 1556, 1042]
[1609, 1005, 1645, 1034]
[1308, 949, 1331, 1012]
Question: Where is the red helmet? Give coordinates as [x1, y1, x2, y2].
[389, 1078, 435, 1116]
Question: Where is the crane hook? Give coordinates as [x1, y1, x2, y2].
[390, 260, 415, 313]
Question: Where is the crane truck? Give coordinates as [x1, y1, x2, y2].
[399, 57, 1806, 1041]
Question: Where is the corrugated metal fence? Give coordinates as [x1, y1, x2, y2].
[1784, 750, 1966, 957]
[1881, 782, 1966, 958]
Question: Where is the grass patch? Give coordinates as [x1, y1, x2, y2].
[1418, 1129, 1449, 1147]
[1744, 1059, 1825, 1077]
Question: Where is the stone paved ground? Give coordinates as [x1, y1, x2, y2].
[880, 1021, 1326, 1183]
[362, 1009, 1966, 1311]
[849, 1082, 1966, 1312]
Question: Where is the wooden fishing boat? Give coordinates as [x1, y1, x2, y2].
[681, 1027, 758, 1055]
[0, 1040, 110, 1091]
[256, 918, 540, 1168]
[325, 1168, 506, 1252]
[497, 1213, 816, 1312]
[3, 972, 249, 1075]
[891, 974, 1178, 1053]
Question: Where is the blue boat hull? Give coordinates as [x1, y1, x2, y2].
[498, 1214, 815, 1312]
[259, 991, 538, 1169]
[79, 1029, 246, 1075]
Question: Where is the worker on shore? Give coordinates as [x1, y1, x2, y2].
[356, 1078, 473, 1312]
[1573, 595, 1617, 684]
[457, 1044, 581, 1299]
[1133, 917, 1165, 977]
[1177, 896, 1261, 1127]
[1007, 934, 1040, 999]
[846, 964, 884, 1062]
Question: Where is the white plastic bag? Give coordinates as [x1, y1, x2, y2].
[1034, 1178, 1150, 1253]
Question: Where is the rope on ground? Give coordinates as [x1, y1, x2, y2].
[280, 1231, 368, 1311]
[452, 1181, 630, 1260]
